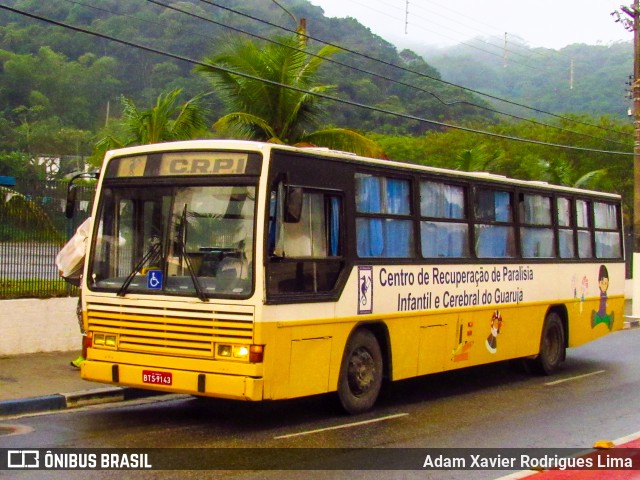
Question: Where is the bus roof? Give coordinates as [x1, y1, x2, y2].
[104, 140, 621, 200]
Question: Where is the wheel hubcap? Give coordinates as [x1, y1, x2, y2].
[348, 347, 375, 396]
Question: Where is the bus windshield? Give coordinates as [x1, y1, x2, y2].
[89, 183, 255, 298]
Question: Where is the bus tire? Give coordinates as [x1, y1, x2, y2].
[337, 329, 383, 414]
[533, 311, 565, 375]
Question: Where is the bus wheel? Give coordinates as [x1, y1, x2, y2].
[337, 329, 383, 414]
[533, 312, 565, 375]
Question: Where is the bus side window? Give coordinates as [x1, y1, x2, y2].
[419, 180, 469, 258]
[557, 197, 575, 258]
[267, 188, 344, 296]
[355, 173, 414, 258]
[594, 201, 622, 258]
[474, 189, 516, 258]
[520, 193, 555, 258]
[576, 199, 593, 258]
[282, 193, 326, 257]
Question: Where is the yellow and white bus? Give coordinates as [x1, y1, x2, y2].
[76, 140, 625, 413]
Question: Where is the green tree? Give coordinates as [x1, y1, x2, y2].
[93, 88, 210, 163]
[196, 34, 385, 158]
[374, 115, 633, 221]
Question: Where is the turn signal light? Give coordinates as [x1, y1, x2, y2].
[249, 345, 264, 363]
[215, 343, 264, 362]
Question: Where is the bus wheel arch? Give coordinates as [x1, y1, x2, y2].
[532, 307, 567, 375]
[337, 323, 389, 414]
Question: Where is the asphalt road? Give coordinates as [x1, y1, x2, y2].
[2, 328, 640, 479]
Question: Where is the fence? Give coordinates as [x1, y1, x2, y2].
[0, 179, 95, 299]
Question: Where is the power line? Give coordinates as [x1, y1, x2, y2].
[198, 0, 632, 139]
[136, 0, 629, 148]
[408, 0, 569, 61]
[0, 4, 632, 156]
[50, 0, 636, 147]
[351, 0, 542, 69]
[32, 0, 631, 142]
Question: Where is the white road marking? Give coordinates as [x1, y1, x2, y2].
[274, 412, 409, 439]
[544, 369, 606, 386]
[610, 429, 640, 445]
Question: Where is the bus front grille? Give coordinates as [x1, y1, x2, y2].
[85, 301, 255, 358]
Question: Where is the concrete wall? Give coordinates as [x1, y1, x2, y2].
[0, 297, 79, 355]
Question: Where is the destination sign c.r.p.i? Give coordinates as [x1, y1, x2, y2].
[109, 151, 258, 178]
[160, 152, 248, 175]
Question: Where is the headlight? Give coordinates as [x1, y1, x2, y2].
[92, 332, 117, 349]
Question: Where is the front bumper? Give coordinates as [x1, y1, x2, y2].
[80, 359, 264, 401]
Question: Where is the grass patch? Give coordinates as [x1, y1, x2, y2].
[0, 279, 78, 299]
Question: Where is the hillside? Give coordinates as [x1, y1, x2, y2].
[0, 0, 493, 147]
[0, 0, 634, 187]
[417, 38, 633, 119]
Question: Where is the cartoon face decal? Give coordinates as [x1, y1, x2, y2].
[591, 265, 613, 330]
[485, 310, 502, 354]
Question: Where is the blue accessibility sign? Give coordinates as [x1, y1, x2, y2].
[147, 270, 163, 290]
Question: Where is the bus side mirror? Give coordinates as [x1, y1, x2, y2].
[65, 185, 78, 219]
[285, 187, 303, 223]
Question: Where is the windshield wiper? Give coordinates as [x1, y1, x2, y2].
[179, 204, 209, 302]
[117, 241, 162, 297]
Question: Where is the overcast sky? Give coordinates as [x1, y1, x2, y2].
[309, 0, 633, 50]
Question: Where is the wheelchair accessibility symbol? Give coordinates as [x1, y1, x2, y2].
[147, 270, 163, 290]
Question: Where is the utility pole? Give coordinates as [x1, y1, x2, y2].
[570, 59, 574, 90]
[504, 32, 508, 68]
[613, 1, 640, 316]
[405, 0, 410, 35]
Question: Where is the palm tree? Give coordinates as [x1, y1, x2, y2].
[455, 147, 502, 172]
[93, 88, 209, 161]
[535, 157, 608, 189]
[196, 35, 385, 158]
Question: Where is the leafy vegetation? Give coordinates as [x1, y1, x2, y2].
[421, 39, 633, 118]
[93, 88, 211, 161]
[0, 186, 65, 242]
[372, 116, 634, 221]
[0, 0, 634, 212]
[197, 33, 385, 157]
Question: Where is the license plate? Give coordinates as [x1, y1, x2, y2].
[142, 370, 172, 385]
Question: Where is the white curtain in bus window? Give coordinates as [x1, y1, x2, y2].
[576, 200, 593, 258]
[283, 193, 327, 257]
[474, 189, 515, 258]
[419, 181, 469, 257]
[420, 181, 464, 218]
[594, 202, 621, 258]
[355, 174, 414, 257]
[520, 194, 555, 258]
[556, 197, 575, 258]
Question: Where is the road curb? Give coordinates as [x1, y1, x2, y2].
[0, 387, 165, 417]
